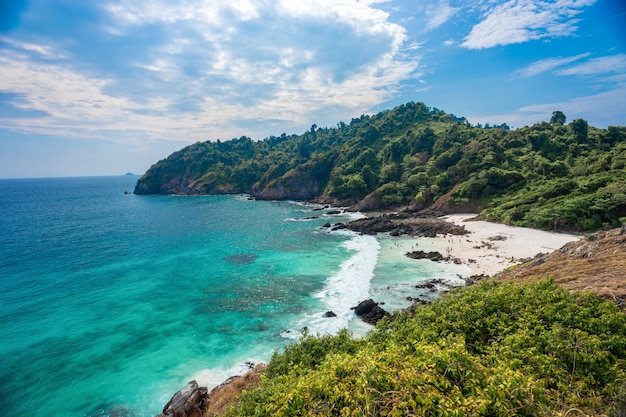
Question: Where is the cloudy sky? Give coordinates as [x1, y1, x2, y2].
[1, 0, 624, 178]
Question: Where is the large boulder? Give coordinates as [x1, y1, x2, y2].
[351, 299, 390, 325]
[156, 380, 208, 417]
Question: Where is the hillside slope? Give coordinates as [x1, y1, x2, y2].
[497, 225, 626, 309]
[135, 102, 626, 232]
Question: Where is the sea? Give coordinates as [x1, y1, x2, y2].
[0, 175, 470, 417]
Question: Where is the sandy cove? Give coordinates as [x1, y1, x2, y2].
[425, 214, 581, 276]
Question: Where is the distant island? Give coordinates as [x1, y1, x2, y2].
[124, 172, 135, 176]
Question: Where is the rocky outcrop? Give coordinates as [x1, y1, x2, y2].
[349, 190, 388, 212]
[156, 380, 208, 417]
[405, 250, 448, 261]
[134, 175, 244, 195]
[134, 175, 203, 195]
[345, 213, 467, 237]
[351, 299, 390, 325]
[429, 183, 484, 214]
[203, 364, 266, 416]
[252, 178, 320, 200]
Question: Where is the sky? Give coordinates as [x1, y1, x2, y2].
[0, 0, 625, 178]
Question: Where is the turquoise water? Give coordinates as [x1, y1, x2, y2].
[0, 176, 468, 417]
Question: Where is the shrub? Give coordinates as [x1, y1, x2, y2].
[229, 280, 626, 416]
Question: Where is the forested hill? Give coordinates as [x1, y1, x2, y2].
[134, 102, 626, 231]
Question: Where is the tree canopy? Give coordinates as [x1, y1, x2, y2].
[135, 102, 626, 232]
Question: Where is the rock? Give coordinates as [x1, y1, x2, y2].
[322, 222, 331, 228]
[323, 311, 337, 318]
[326, 210, 341, 215]
[157, 380, 208, 417]
[463, 274, 489, 286]
[352, 299, 377, 316]
[331, 223, 347, 231]
[621, 223, 626, 236]
[251, 172, 320, 200]
[351, 299, 390, 325]
[344, 213, 467, 237]
[405, 250, 448, 261]
[345, 215, 395, 234]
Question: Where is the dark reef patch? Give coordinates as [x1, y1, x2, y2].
[224, 254, 258, 264]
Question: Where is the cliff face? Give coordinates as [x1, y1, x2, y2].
[134, 175, 205, 195]
[251, 176, 320, 201]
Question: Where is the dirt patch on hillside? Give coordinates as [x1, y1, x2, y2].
[497, 226, 626, 309]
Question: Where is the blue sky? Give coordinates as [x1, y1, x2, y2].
[1, 0, 624, 178]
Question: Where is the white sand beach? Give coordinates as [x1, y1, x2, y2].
[424, 214, 581, 276]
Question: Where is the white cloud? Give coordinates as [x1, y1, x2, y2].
[462, 0, 597, 49]
[0, 0, 419, 142]
[517, 85, 626, 126]
[425, 1, 461, 31]
[510, 52, 591, 78]
[556, 54, 626, 76]
[0, 37, 67, 59]
[468, 84, 626, 128]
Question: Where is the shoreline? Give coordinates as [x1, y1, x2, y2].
[155, 211, 584, 416]
[413, 214, 581, 276]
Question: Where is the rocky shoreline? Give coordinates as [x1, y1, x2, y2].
[332, 211, 469, 237]
[153, 210, 595, 417]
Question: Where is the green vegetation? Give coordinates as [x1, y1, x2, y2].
[226, 280, 626, 416]
[135, 102, 626, 231]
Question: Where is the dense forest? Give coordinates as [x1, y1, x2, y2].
[135, 102, 626, 231]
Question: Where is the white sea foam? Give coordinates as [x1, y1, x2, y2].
[191, 359, 265, 390]
[289, 232, 380, 336]
[283, 216, 320, 222]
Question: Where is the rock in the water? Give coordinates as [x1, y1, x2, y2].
[352, 299, 377, 316]
[351, 299, 390, 325]
[331, 222, 347, 231]
[157, 380, 208, 417]
[323, 311, 337, 318]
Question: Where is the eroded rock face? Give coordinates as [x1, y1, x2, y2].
[156, 380, 208, 417]
[251, 174, 320, 200]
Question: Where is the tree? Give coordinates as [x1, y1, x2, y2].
[570, 118, 588, 143]
[550, 110, 566, 125]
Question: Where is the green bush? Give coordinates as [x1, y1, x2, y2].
[229, 280, 626, 416]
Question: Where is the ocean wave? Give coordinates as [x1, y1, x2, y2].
[289, 233, 380, 336]
[283, 216, 321, 222]
[190, 359, 265, 390]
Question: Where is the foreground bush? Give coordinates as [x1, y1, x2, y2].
[227, 279, 626, 416]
